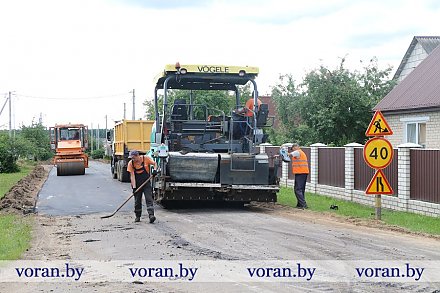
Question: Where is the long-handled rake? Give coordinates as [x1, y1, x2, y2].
[101, 175, 153, 219]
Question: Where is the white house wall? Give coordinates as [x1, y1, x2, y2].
[383, 111, 440, 149]
[398, 42, 429, 83]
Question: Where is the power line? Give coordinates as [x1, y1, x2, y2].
[0, 95, 8, 117]
[15, 92, 130, 100]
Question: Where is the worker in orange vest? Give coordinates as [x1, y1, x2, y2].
[289, 143, 309, 209]
[244, 97, 262, 117]
[234, 97, 262, 146]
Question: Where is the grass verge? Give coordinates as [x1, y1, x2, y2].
[0, 214, 32, 260]
[0, 160, 36, 259]
[278, 187, 440, 235]
[0, 160, 36, 199]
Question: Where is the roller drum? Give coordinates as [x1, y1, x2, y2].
[57, 161, 85, 176]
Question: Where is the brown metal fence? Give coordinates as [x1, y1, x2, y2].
[354, 148, 398, 194]
[264, 146, 282, 178]
[288, 147, 311, 183]
[410, 149, 440, 204]
[317, 148, 345, 187]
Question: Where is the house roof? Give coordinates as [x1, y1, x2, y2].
[393, 36, 440, 80]
[374, 44, 440, 113]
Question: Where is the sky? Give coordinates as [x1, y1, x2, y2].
[0, 0, 439, 130]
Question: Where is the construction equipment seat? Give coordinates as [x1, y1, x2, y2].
[171, 99, 188, 121]
[256, 103, 269, 127]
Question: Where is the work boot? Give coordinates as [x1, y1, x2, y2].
[149, 215, 156, 223]
[135, 217, 140, 222]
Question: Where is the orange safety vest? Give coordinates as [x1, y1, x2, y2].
[244, 98, 262, 117]
[291, 149, 309, 174]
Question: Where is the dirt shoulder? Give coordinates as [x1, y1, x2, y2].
[0, 165, 51, 215]
[252, 202, 440, 241]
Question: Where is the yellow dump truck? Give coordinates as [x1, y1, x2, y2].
[110, 119, 154, 182]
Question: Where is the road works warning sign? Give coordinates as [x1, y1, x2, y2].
[366, 170, 393, 195]
[365, 111, 393, 136]
[364, 110, 395, 198]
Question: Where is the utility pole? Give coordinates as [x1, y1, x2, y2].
[123, 103, 126, 120]
[131, 89, 135, 120]
[104, 115, 108, 156]
[97, 124, 100, 149]
[91, 123, 94, 151]
[8, 91, 12, 138]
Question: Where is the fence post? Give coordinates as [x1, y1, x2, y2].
[397, 143, 422, 211]
[280, 143, 293, 187]
[309, 143, 326, 193]
[259, 143, 272, 154]
[344, 143, 363, 201]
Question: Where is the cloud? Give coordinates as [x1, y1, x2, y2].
[113, 0, 208, 10]
[236, 0, 352, 25]
[427, 0, 440, 10]
[344, 29, 415, 49]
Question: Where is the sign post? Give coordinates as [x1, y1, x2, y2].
[375, 194, 381, 220]
[363, 111, 394, 220]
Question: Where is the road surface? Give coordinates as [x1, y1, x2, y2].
[2, 161, 440, 292]
[36, 161, 132, 216]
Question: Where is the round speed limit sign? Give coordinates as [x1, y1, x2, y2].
[363, 137, 394, 169]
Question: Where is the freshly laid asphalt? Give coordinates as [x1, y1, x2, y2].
[36, 161, 133, 216]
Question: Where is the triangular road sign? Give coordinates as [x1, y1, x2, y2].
[366, 111, 393, 136]
[366, 169, 393, 195]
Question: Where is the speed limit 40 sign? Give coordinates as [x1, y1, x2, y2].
[363, 137, 394, 169]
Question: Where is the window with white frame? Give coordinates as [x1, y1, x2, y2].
[401, 117, 429, 146]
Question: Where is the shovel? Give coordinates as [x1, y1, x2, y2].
[101, 175, 153, 219]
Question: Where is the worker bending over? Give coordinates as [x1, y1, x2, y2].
[127, 150, 158, 223]
[289, 143, 309, 209]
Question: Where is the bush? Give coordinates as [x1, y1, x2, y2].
[0, 136, 20, 173]
[0, 154, 20, 173]
[91, 148, 105, 159]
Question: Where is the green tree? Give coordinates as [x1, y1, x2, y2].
[143, 84, 253, 120]
[0, 123, 52, 172]
[270, 58, 395, 146]
[86, 129, 106, 155]
[271, 74, 301, 126]
[20, 122, 52, 161]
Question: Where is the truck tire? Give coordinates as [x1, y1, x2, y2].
[117, 160, 130, 182]
[116, 160, 122, 181]
[121, 165, 130, 182]
[111, 163, 117, 179]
